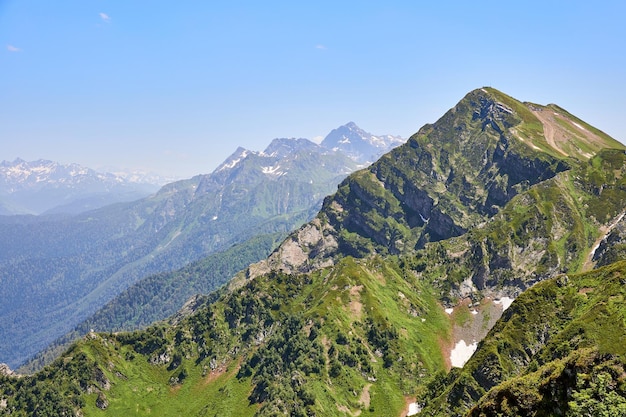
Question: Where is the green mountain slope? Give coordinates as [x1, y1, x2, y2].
[0, 255, 453, 417]
[419, 260, 626, 416]
[409, 148, 626, 301]
[249, 88, 622, 279]
[1, 88, 624, 416]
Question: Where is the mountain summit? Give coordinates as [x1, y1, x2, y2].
[320, 122, 405, 164]
[250, 88, 623, 278]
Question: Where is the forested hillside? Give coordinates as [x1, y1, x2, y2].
[0, 135, 360, 368]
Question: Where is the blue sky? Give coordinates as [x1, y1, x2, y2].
[1, 1, 625, 178]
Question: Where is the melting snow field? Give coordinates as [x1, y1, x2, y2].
[407, 402, 422, 416]
[494, 297, 514, 311]
[450, 340, 478, 368]
[443, 297, 515, 370]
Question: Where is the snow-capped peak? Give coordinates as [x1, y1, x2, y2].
[214, 147, 253, 172]
[0, 158, 162, 215]
[319, 122, 405, 164]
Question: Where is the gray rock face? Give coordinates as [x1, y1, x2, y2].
[0, 363, 14, 377]
[247, 217, 339, 279]
[95, 392, 109, 410]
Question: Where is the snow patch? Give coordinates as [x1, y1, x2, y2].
[589, 212, 626, 260]
[450, 340, 478, 368]
[261, 165, 286, 176]
[590, 241, 602, 260]
[495, 102, 513, 114]
[369, 135, 383, 146]
[445, 308, 454, 315]
[407, 402, 422, 416]
[572, 122, 587, 131]
[494, 297, 514, 311]
[217, 151, 249, 171]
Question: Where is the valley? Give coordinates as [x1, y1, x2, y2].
[0, 123, 403, 370]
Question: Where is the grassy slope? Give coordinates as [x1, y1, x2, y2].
[464, 261, 626, 416]
[485, 87, 624, 160]
[9, 256, 451, 417]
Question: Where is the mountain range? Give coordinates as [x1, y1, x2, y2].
[1, 88, 626, 416]
[0, 159, 164, 215]
[0, 123, 404, 370]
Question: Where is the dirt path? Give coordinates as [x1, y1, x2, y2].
[531, 109, 569, 156]
[359, 383, 371, 409]
[349, 285, 364, 319]
[530, 106, 610, 160]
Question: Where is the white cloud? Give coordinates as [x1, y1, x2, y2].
[99, 12, 111, 23]
[7, 45, 20, 52]
[315, 44, 327, 50]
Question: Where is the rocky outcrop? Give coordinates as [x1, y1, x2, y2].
[592, 213, 626, 268]
[247, 217, 339, 279]
[93, 366, 111, 391]
[0, 364, 14, 377]
[96, 392, 109, 410]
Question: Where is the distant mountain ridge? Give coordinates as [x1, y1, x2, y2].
[0, 158, 161, 215]
[215, 121, 406, 176]
[0, 122, 403, 216]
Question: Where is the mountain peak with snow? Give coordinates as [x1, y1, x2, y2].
[0, 159, 160, 215]
[214, 147, 252, 173]
[320, 122, 405, 164]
